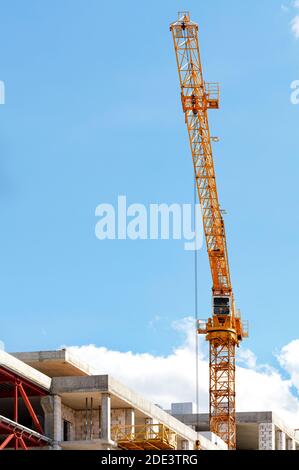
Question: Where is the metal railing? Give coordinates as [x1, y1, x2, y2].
[205, 82, 220, 108]
[111, 423, 177, 449]
[197, 319, 208, 334]
[242, 320, 249, 338]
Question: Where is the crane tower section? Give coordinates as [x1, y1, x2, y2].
[170, 12, 248, 449]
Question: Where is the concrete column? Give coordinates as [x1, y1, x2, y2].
[277, 430, 286, 450]
[287, 438, 296, 450]
[125, 408, 135, 438]
[41, 395, 62, 450]
[125, 408, 135, 426]
[181, 439, 191, 450]
[53, 395, 62, 447]
[258, 423, 275, 450]
[101, 393, 111, 441]
[41, 396, 53, 438]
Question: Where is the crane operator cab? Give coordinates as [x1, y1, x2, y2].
[213, 295, 232, 316]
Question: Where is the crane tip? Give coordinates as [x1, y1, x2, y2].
[178, 11, 190, 21]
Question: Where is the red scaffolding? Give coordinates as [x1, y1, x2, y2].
[0, 365, 50, 450]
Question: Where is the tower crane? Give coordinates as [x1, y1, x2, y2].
[170, 12, 248, 450]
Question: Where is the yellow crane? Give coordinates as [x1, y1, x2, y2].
[170, 12, 248, 450]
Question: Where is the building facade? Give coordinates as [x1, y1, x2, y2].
[169, 403, 299, 451]
[0, 349, 225, 450]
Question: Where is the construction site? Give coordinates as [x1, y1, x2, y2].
[0, 8, 298, 453]
[0, 348, 298, 451]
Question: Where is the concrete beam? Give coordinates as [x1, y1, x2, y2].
[12, 349, 97, 378]
[0, 350, 51, 391]
[60, 439, 118, 450]
[51, 375, 109, 394]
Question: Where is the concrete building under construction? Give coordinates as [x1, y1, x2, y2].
[0, 349, 225, 451]
[0, 347, 298, 451]
[169, 403, 299, 451]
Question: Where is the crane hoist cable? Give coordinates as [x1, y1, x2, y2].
[194, 178, 200, 432]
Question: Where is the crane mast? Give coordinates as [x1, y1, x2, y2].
[170, 12, 248, 450]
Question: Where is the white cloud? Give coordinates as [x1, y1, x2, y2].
[282, 1, 299, 13]
[67, 317, 299, 428]
[68, 318, 209, 411]
[278, 340, 299, 389]
[291, 15, 299, 38]
[291, 1, 299, 37]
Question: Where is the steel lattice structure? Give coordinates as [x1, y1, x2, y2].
[0, 365, 50, 450]
[170, 12, 248, 449]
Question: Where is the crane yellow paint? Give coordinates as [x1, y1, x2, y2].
[170, 12, 248, 450]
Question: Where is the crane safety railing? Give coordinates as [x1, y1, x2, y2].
[111, 423, 177, 449]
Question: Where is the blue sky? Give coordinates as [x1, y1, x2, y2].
[0, 0, 298, 369]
